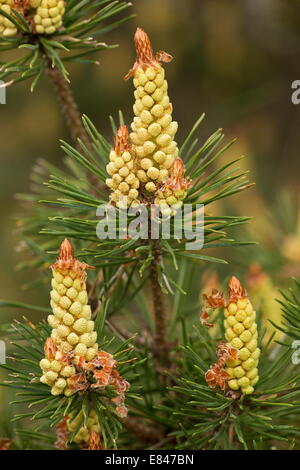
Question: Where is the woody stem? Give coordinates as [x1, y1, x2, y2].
[44, 56, 104, 194]
[44, 58, 91, 151]
[150, 239, 170, 368]
[123, 416, 165, 444]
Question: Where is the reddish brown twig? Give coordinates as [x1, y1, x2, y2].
[45, 59, 91, 151]
[150, 240, 170, 368]
[123, 416, 165, 444]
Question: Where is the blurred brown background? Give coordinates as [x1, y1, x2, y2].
[1, 0, 300, 320]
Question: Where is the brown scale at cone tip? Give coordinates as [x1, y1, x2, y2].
[44, 337, 57, 361]
[114, 125, 130, 155]
[164, 158, 191, 192]
[134, 27, 155, 64]
[228, 276, 247, 299]
[51, 238, 94, 275]
[55, 416, 69, 450]
[13, 0, 30, 13]
[124, 27, 173, 79]
[172, 158, 186, 177]
[59, 238, 74, 261]
[134, 27, 173, 65]
[88, 431, 103, 450]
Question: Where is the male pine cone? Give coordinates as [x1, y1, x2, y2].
[40, 238, 97, 396]
[224, 276, 260, 395]
[67, 409, 100, 446]
[125, 28, 190, 214]
[33, 0, 65, 35]
[106, 125, 140, 208]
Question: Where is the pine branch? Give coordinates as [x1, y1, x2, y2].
[0, 1, 133, 88]
[150, 240, 170, 370]
[44, 56, 105, 194]
[45, 57, 91, 151]
[123, 416, 165, 444]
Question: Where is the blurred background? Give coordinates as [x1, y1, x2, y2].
[1, 0, 300, 430]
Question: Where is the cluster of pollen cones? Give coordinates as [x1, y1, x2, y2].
[0, 0, 65, 37]
[204, 277, 260, 396]
[39, 239, 130, 449]
[106, 28, 191, 216]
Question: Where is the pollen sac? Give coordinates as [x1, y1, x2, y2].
[0, 1, 18, 37]
[224, 277, 260, 395]
[33, 0, 65, 35]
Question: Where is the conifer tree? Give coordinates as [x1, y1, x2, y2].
[0, 17, 299, 451]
